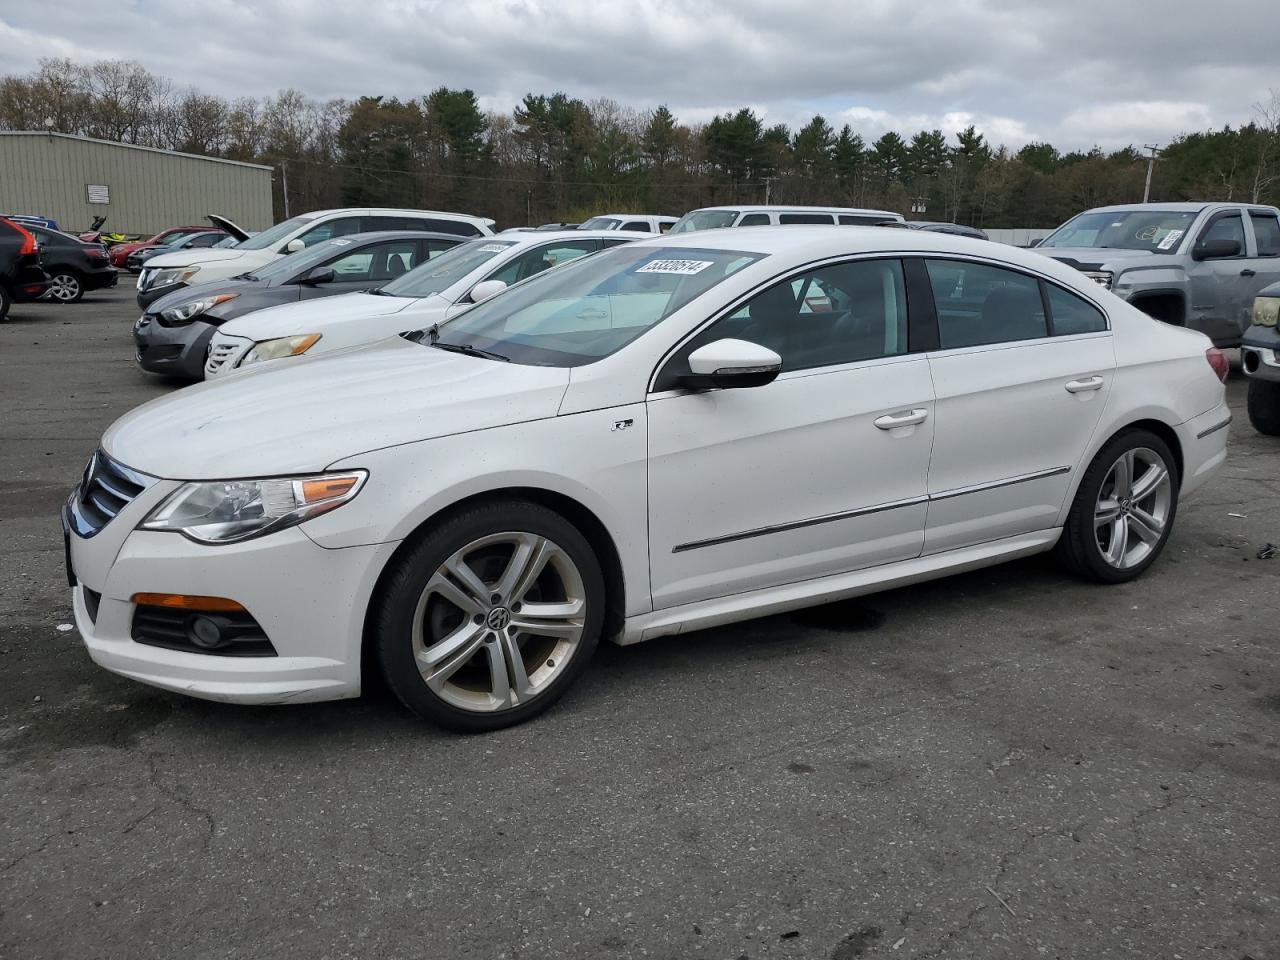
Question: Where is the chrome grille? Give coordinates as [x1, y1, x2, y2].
[205, 340, 243, 376]
[69, 450, 154, 538]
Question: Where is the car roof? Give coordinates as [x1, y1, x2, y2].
[313, 230, 469, 244]
[295, 208, 495, 225]
[487, 229, 656, 246]
[688, 205, 902, 217]
[590, 213, 675, 220]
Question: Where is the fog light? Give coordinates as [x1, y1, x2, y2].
[188, 615, 226, 649]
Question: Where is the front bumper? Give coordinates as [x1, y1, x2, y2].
[68, 503, 400, 705]
[1241, 324, 1280, 383]
[134, 315, 216, 380]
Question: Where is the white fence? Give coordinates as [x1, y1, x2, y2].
[986, 227, 1055, 247]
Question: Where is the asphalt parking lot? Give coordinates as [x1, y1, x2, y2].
[2, 284, 1279, 960]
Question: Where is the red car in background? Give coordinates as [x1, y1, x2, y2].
[109, 225, 227, 270]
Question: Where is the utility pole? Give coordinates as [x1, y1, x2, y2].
[1141, 144, 1160, 203]
[280, 159, 291, 218]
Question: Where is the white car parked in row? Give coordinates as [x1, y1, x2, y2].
[202, 229, 652, 378]
[579, 214, 677, 232]
[65, 227, 1229, 731]
[137, 208, 495, 307]
[671, 205, 904, 232]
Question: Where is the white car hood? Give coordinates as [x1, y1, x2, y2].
[218, 291, 425, 341]
[143, 247, 256, 271]
[102, 338, 571, 479]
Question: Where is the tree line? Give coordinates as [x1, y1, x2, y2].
[2, 58, 1277, 229]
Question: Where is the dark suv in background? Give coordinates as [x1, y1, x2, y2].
[27, 226, 118, 303]
[0, 217, 51, 318]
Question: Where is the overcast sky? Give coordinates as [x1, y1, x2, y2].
[2, 0, 1275, 151]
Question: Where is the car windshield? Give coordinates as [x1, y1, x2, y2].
[248, 237, 360, 281]
[234, 215, 316, 251]
[214, 236, 240, 248]
[424, 245, 764, 367]
[580, 217, 622, 229]
[379, 238, 519, 298]
[670, 210, 740, 233]
[1040, 210, 1198, 254]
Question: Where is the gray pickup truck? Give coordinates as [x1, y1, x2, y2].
[1036, 202, 1280, 347]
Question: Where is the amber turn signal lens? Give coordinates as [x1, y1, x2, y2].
[131, 593, 247, 612]
[301, 476, 360, 503]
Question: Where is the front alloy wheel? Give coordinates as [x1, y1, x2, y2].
[375, 500, 604, 731]
[48, 272, 83, 303]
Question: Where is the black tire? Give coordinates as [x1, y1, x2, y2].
[373, 499, 605, 732]
[1247, 378, 1280, 436]
[0, 285, 10, 321]
[47, 269, 84, 303]
[1055, 428, 1179, 584]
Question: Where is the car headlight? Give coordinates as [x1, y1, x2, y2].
[1081, 270, 1113, 289]
[141, 471, 366, 544]
[151, 266, 200, 287]
[239, 333, 321, 367]
[160, 293, 239, 325]
[1253, 296, 1280, 328]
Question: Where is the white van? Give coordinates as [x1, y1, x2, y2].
[671, 205, 904, 233]
[579, 214, 678, 233]
[137, 208, 495, 306]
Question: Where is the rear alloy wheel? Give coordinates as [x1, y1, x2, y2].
[1055, 429, 1179, 583]
[47, 271, 84, 303]
[1247, 379, 1280, 436]
[375, 501, 604, 731]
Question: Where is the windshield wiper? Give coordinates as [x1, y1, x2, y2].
[430, 341, 510, 362]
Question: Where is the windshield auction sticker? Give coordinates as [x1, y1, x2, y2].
[478, 243, 510, 253]
[1157, 229, 1184, 250]
[636, 259, 714, 275]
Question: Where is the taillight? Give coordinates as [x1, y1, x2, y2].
[1, 217, 38, 256]
[1205, 347, 1229, 384]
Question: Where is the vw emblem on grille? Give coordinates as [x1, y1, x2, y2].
[486, 607, 511, 631]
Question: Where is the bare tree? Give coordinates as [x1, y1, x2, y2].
[1251, 89, 1280, 203]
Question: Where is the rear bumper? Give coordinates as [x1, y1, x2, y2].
[83, 266, 118, 291]
[1241, 325, 1280, 383]
[1175, 401, 1231, 498]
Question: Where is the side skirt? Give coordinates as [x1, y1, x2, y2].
[612, 528, 1061, 645]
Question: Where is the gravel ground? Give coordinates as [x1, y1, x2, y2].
[2, 285, 1278, 960]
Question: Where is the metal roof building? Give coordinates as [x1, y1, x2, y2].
[0, 132, 274, 236]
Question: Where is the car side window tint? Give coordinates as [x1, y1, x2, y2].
[925, 259, 1047, 349]
[778, 213, 835, 225]
[419, 218, 483, 237]
[662, 258, 909, 383]
[1045, 283, 1108, 336]
[486, 240, 599, 285]
[621, 221, 649, 231]
[422, 239, 456, 259]
[296, 216, 361, 248]
[328, 251, 375, 279]
[839, 214, 890, 225]
[738, 213, 770, 226]
[1249, 212, 1280, 257]
[1198, 213, 1245, 255]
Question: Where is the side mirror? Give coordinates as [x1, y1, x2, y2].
[299, 267, 335, 286]
[469, 279, 508, 303]
[680, 338, 782, 390]
[1192, 238, 1241, 261]
[285, 238, 306, 254]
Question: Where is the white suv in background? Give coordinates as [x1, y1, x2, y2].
[137, 208, 496, 307]
[202, 229, 653, 378]
[671, 205, 904, 232]
[579, 214, 678, 233]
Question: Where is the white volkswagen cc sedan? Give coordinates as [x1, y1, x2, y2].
[64, 228, 1231, 731]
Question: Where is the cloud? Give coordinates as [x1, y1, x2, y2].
[0, 0, 1273, 150]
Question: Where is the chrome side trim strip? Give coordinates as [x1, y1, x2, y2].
[672, 465, 1072, 553]
[671, 495, 930, 553]
[927, 465, 1072, 502]
[1195, 414, 1231, 440]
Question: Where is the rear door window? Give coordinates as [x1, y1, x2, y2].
[925, 259, 1048, 348]
[1249, 212, 1280, 256]
[1045, 283, 1108, 335]
[622, 221, 650, 231]
[778, 213, 835, 225]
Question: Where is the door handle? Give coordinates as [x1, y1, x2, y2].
[1241, 269, 1257, 277]
[873, 408, 929, 430]
[1065, 376, 1104, 394]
